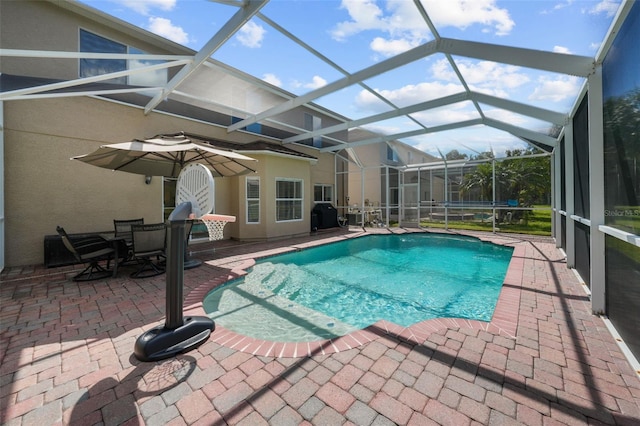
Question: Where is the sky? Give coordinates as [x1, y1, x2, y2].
[79, 0, 621, 158]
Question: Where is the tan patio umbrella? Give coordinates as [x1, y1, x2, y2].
[71, 133, 256, 178]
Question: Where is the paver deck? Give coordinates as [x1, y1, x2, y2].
[2, 227, 639, 425]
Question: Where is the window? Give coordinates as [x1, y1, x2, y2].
[387, 146, 399, 162]
[80, 30, 167, 86]
[314, 184, 333, 202]
[231, 116, 262, 134]
[276, 179, 303, 222]
[128, 47, 167, 87]
[246, 177, 260, 223]
[80, 29, 126, 84]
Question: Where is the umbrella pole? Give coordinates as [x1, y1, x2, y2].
[134, 202, 215, 362]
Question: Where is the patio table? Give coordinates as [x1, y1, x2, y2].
[99, 233, 128, 277]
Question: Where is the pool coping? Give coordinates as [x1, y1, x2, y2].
[183, 229, 526, 358]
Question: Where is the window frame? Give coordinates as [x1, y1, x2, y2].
[314, 184, 333, 203]
[246, 176, 260, 224]
[387, 145, 399, 162]
[275, 178, 304, 223]
[79, 29, 167, 86]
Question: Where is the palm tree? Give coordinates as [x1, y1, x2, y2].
[461, 162, 494, 201]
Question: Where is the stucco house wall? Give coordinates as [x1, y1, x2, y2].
[4, 96, 240, 266]
[346, 130, 439, 209]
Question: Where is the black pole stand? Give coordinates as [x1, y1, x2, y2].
[183, 219, 202, 270]
[134, 202, 215, 362]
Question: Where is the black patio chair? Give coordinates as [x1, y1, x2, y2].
[130, 223, 167, 278]
[114, 218, 144, 243]
[114, 218, 144, 264]
[56, 226, 115, 281]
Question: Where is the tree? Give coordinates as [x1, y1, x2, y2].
[445, 149, 468, 161]
[460, 148, 551, 206]
[461, 162, 494, 201]
[604, 88, 640, 207]
[469, 151, 494, 161]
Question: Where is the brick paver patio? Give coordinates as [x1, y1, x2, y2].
[2, 228, 639, 425]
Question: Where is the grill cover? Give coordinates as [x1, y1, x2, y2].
[312, 203, 338, 229]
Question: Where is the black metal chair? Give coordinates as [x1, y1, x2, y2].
[56, 226, 115, 281]
[114, 218, 144, 264]
[130, 223, 167, 278]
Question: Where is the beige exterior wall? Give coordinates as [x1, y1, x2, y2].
[345, 129, 440, 209]
[234, 153, 312, 241]
[3, 96, 248, 266]
[4, 94, 338, 266]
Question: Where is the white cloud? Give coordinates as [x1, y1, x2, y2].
[147, 17, 189, 44]
[410, 128, 529, 158]
[529, 75, 581, 102]
[432, 58, 529, 96]
[411, 102, 481, 127]
[306, 76, 328, 89]
[483, 108, 528, 126]
[292, 76, 328, 91]
[331, 0, 387, 41]
[237, 21, 266, 48]
[370, 37, 419, 57]
[355, 81, 463, 112]
[420, 0, 515, 36]
[331, 0, 513, 57]
[262, 73, 282, 87]
[540, 0, 573, 14]
[589, 0, 620, 17]
[114, 0, 176, 15]
[553, 45, 572, 54]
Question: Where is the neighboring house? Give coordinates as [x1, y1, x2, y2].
[0, 1, 349, 267]
[345, 128, 440, 223]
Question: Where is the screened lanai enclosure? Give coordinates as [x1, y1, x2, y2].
[1, 0, 639, 367]
[338, 152, 552, 233]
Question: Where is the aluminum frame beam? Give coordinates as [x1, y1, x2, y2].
[438, 38, 594, 77]
[320, 116, 557, 153]
[284, 90, 566, 145]
[0, 60, 190, 100]
[227, 40, 439, 132]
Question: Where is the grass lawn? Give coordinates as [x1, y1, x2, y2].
[419, 206, 552, 236]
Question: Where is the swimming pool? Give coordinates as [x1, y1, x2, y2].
[203, 233, 513, 342]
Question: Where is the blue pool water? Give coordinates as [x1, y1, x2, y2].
[203, 234, 513, 342]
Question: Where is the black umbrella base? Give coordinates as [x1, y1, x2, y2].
[184, 258, 203, 269]
[134, 316, 214, 362]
